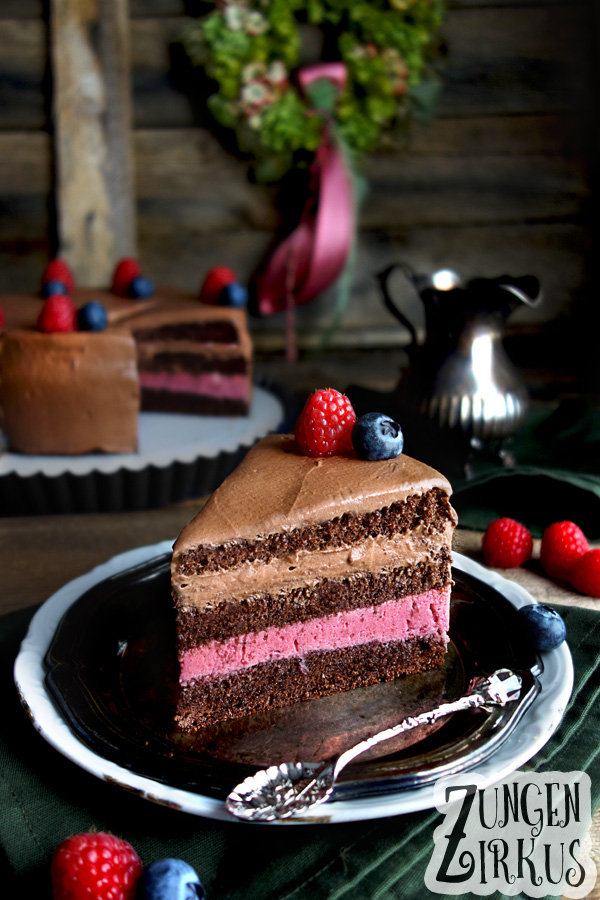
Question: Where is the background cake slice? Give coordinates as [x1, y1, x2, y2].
[114, 295, 252, 416]
[0, 280, 253, 455]
[171, 433, 457, 730]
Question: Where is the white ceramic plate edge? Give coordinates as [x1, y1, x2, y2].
[14, 546, 574, 825]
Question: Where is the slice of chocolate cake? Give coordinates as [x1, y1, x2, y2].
[171, 434, 457, 730]
[123, 301, 252, 416]
[0, 287, 253, 428]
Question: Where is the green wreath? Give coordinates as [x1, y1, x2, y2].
[184, 0, 446, 182]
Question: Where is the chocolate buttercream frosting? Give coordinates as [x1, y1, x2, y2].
[173, 434, 457, 554]
[0, 329, 139, 454]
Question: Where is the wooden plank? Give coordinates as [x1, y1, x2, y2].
[0, 133, 50, 194]
[1, 113, 585, 194]
[0, 124, 577, 237]
[449, 0, 577, 7]
[132, 154, 588, 232]
[0, 18, 47, 129]
[51, 0, 136, 286]
[0, 1, 44, 17]
[408, 113, 588, 157]
[133, 220, 590, 348]
[0, 4, 591, 130]
[361, 154, 589, 228]
[129, 4, 590, 123]
[439, 3, 592, 117]
[0, 195, 49, 292]
[0, 0, 577, 20]
[0, 201, 589, 342]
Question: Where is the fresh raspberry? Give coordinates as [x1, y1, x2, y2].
[199, 266, 236, 304]
[37, 295, 77, 333]
[295, 388, 356, 457]
[481, 518, 533, 568]
[111, 257, 142, 296]
[540, 521, 589, 581]
[570, 549, 600, 598]
[51, 832, 142, 900]
[0, 303, 5, 329]
[42, 259, 75, 294]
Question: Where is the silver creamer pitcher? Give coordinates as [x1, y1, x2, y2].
[378, 265, 541, 443]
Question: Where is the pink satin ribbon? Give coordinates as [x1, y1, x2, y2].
[254, 64, 355, 316]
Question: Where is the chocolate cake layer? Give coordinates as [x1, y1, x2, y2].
[141, 391, 249, 416]
[176, 636, 447, 730]
[176, 487, 454, 576]
[175, 553, 451, 649]
[132, 321, 239, 344]
[143, 354, 248, 375]
[172, 436, 458, 554]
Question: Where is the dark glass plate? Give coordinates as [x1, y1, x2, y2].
[42, 552, 543, 806]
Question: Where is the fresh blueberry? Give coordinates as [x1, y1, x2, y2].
[518, 604, 566, 652]
[77, 300, 108, 331]
[42, 279, 69, 297]
[128, 274, 155, 299]
[219, 281, 248, 308]
[352, 412, 404, 461]
[142, 859, 204, 900]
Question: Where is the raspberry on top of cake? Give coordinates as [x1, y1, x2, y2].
[171, 390, 457, 731]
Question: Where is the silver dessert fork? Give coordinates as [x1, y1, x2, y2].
[225, 668, 522, 822]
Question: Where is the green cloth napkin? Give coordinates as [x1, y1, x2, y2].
[2, 602, 599, 900]
[452, 398, 600, 538]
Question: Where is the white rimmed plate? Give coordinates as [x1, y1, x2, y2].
[14, 546, 573, 824]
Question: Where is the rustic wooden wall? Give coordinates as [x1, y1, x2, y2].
[0, 0, 594, 352]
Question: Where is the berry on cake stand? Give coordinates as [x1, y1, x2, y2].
[199, 265, 236, 304]
[37, 295, 78, 333]
[42, 259, 75, 295]
[78, 300, 109, 332]
[112, 257, 142, 296]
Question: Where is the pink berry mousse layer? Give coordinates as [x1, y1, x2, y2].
[139, 371, 250, 401]
[179, 586, 450, 684]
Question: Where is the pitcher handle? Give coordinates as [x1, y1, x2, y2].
[376, 264, 419, 351]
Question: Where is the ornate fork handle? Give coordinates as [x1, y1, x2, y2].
[304, 669, 522, 798]
[226, 669, 523, 821]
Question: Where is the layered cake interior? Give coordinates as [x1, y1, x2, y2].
[171, 434, 457, 730]
[120, 299, 252, 416]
